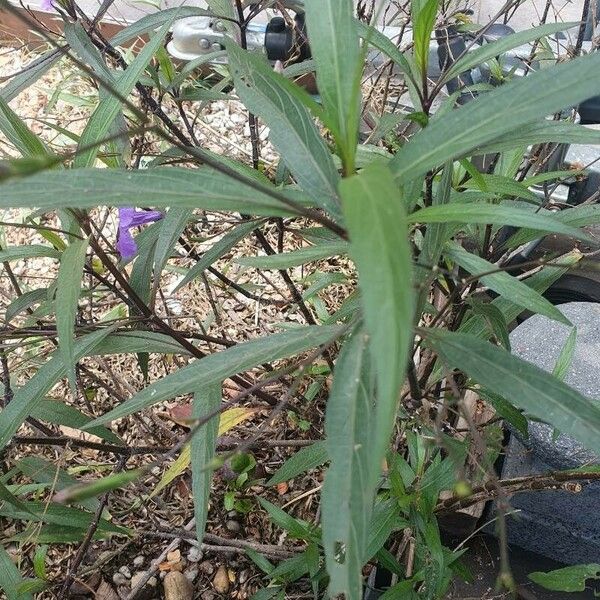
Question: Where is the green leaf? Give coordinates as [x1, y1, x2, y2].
[322, 330, 374, 600]
[425, 330, 600, 455]
[267, 441, 328, 486]
[56, 238, 89, 392]
[553, 327, 577, 381]
[91, 330, 194, 356]
[478, 390, 528, 438]
[153, 207, 190, 275]
[110, 7, 212, 46]
[0, 501, 128, 535]
[53, 469, 142, 504]
[0, 51, 61, 103]
[7, 524, 106, 544]
[0, 481, 36, 515]
[246, 548, 275, 575]
[5, 288, 49, 322]
[174, 220, 258, 292]
[0, 167, 310, 217]
[441, 22, 576, 84]
[0, 245, 59, 262]
[17, 457, 98, 512]
[408, 203, 592, 242]
[355, 22, 420, 107]
[0, 328, 114, 450]
[507, 204, 600, 248]
[237, 243, 347, 270]
[225, 41, 341, 220]
[476, 120, 600, 155]
[0, 545, 32, 600]
[86, 324, 344, 426]
[444, 242, 569, 324]
[304, 0, 361, 168]
[459, 252, 580, 341]
[257, 498, 312, 540]
[461, 173, 540, 203]
[341, 163, 415, 462]
[204, 0, 236, 30]
[389, 51, 600, 182]
[529, 564, 600, 592]
[32, 546, 47, 580]
[74, 20, 173, 168]
[30, 399, 122, 444]
[0, 97, 49, 158]
[191, 383, 221, 544]
[129, 222, 160, 306]
[250, 588, 283, 600]
[366, 499, 407, 561]
[413, 0, 439, 77]
[64, 22, 129, 168]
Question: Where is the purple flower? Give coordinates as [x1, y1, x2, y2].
[40, 0, 54, 10]
[117, 207, 162, 260]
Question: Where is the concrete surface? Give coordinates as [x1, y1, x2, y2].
[500, 302, 600, 564]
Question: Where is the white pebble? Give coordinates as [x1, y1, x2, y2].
[187, 547, 203, 563]
[133, 555, 145, 567]
[119, 565, 131, 579]
[112, 573, 127, 586]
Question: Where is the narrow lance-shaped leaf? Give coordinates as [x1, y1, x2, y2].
[553, 327, 577, 381]
[322, 329, 374, 600]
[529, 564, 600, 592]
[0, 327, 115, 450]
[225, 40, 341, 221]
[441, 21, 577, 84]
[151, 207, 192, 301]
[85, 324, 345, 427]
[408, 203, 594, 242]
[444, 242, 570, 324]
[0, 167, 311, 218]
[0, 545, 32, 600]
[236, 242, 348, 270]
[56, 238, 89, 393]
[64, 22, 128, 168]
[475, 120, 600, 155]
[304, 0, 361, 169]
[192, 383, 223, 543]
[0, 245, 60, 261]
[267, 441, 328, 486]
[74, 19, 174, 168]
[390, 50, 600, 182]
[0, 50, 61, 103]
[174, 220, 258, 292]
[412, 0, 439, 77]
[341, 162, 415, 463]
[110, 7, 212, 46]
[425, 329, 600, 455]
[0, 97, 50, 158]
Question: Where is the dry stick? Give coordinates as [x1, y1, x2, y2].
[10, 435, 170, 456]
[574, 0, 593, 57]
[59, 456, 128, 598]
[125, 518, 196, 600]
[144, 529, 297, 559]
[9, 434, 316, 456]
[436, 469, 600, 515]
